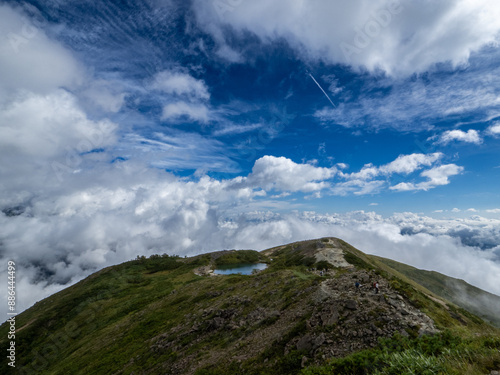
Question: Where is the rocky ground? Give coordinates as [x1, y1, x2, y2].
[294, 268, 438, 366]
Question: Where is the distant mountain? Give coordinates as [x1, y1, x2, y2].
[1, 238, 499, 374]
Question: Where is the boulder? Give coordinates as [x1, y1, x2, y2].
[345, 300, 358, 310]
[314, 333, 326, 348]
[297, 335, 314, 352]
[321, 311, 339, 326]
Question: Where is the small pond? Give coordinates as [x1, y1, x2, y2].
[213, 263, 268, 275]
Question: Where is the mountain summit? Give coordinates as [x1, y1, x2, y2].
[2, 238, 499, 374]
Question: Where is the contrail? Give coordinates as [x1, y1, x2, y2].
[308, 73, 336, 108]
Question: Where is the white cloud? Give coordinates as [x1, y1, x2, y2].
[81, 80, 126, 113]
[486, 122, 500, 136]
[313, 68, 500, 132]
[335, 153, 457, 195]
[343, 153, 442, 181]
[212, 122, 263, 136]
[124, 131, 240, 173]
[466, 208, 478, 212]
[391, 164, 464, 191]
[422, 164, 464, 186]
[331, 179, 386, 196]
[0, 90, 117, 198]
[240, 155, 337, 193]
[148, 70, 215, 124]
[193, 0, 500, 76]
[0, 5, 83, 99]
[161, 101, 210, 123]
[436, 129, 483, 145]
[151, 70, 210, 100]
[379, 153, 443, 174]
[215, 45, 243, 63]
[486, 209, 500, 214]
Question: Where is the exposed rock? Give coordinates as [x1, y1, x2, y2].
[345, 300, 358, 310]
[297, 334, 313, 352]
[314, 333, 326, 348]
[387, 298, 400, 308]
[321, 310, 339, 326]
[301, 356, 308, 368]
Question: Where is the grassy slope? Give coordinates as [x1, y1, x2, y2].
[371, 255, 500, 328]
[0, 254, 322, 374]
[1, 238, 499, 375]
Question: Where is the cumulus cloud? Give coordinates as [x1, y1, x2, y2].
[435, 129, 483, 145]
[226, 153, 456, 196]
[147, 69, 215, 123]
[151, 70, 210, 100]
[379, 153, 443, 174]
[193, 0, 500, 76]
[161, 101, 211, 123]
[237, 155, 337, 193]
[335, 152, 461, 195]
[342, 153, 443, 181]
[0, 4, 83, 99]
[487, 122, 500, 136]
[80, 80, 126, 113]
[0, 90, 117, 199]
[391, 164, 464, 191]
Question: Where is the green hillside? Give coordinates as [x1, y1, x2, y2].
[1, 238, 499, 374]
[371, 255, 500, 328]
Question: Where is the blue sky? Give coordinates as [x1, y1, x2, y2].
[1, 0, 500, 311]
[24, 0, 499, 215]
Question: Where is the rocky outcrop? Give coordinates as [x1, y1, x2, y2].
[287, 269, 439, 362]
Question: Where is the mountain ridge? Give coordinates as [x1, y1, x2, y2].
[1, 237, 499, 374]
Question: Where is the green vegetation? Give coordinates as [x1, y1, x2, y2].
[136, 253, 183, 273]
[270, 245, 316, 269]
[1, 238, 498, 374]
[215, 250, 261, 266]
[0, 251, 320, 374]
[301, 331, 500, 375]
[372, 255, 500, 327]
[344, 251, 372, 270]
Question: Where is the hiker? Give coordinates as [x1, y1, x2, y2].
[374, 282, 380, 294]
[355, 281, 362, 291]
